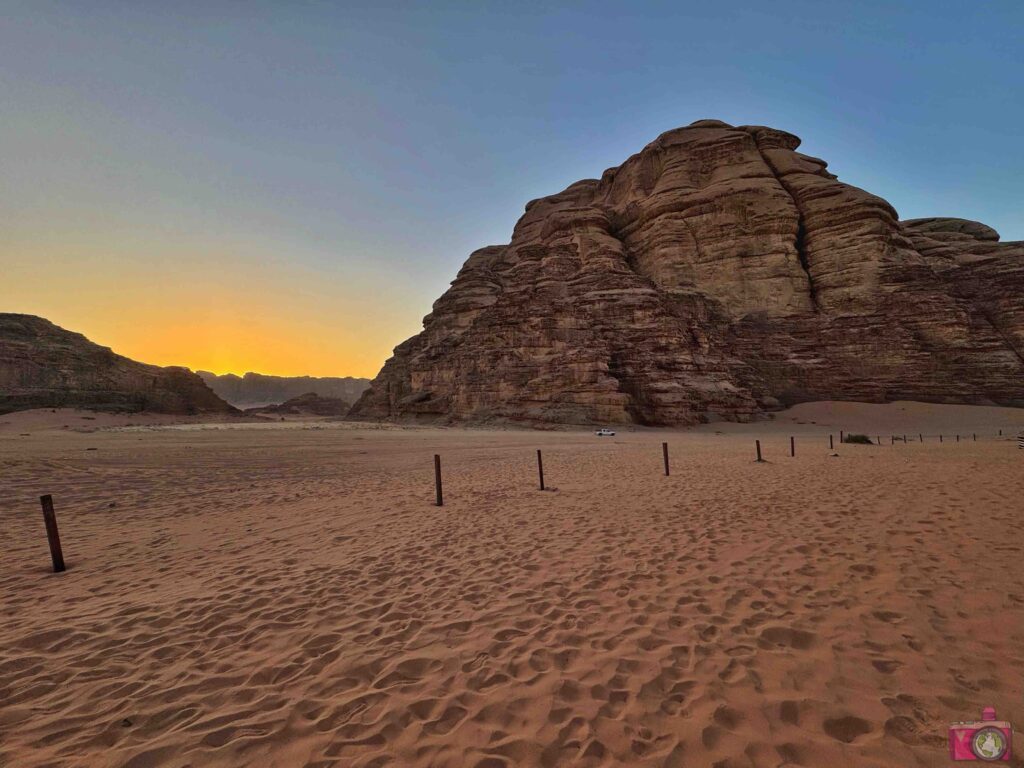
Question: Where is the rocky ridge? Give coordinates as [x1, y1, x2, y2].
[351, 120, 1024, 425]
[0, 314, 236, 415]
[198, 371, 370, 409]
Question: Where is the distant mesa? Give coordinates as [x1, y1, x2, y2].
[198, 370, 370, 409]
[0, 314, 235, 415]
[246, 392, 351, 417]
[350, 120, 1024, 425]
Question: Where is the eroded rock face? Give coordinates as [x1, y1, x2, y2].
[0, 314, 236, 415]
[351, 121, 1024, 425]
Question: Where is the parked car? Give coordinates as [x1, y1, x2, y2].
[595, 428, 616, 437]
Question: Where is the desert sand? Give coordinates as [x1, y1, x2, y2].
[2, 402, 1024, 767]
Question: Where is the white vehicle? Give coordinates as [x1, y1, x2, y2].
[594, 428, 616, 437]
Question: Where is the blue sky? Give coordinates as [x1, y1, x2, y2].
[2, 1, 1021, 376]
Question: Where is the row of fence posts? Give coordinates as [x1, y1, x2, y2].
[885, 433, 977, 445]
[28, 427, 1019, 572]
[823, 430, 985, 454]
[432, 428, 1013, 506]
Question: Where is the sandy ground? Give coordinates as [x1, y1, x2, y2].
[2, 402, 1024, 768]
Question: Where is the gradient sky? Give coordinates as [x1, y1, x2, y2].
[3, 1, 1022, 378]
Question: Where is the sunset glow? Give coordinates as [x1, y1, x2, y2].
[2, 239, 422, 379]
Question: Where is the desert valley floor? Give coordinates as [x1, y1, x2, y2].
[2, 402, 1024, 768]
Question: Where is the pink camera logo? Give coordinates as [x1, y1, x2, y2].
[949, 707, 1012, 761]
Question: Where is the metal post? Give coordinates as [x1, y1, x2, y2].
[537, 449, 545, 490]
[662, 442, 670, 476]
[790, 436, 795, 457]
[755, 440, 763, 462]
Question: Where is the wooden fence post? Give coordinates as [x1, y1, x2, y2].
[39, 495, 66, 573]
[790, 436, 795, 457]
[662, 442, 670, 476]
[434, 455, 443, 506]
[537, 449, 545, 490]
[755, 440, 763, 462]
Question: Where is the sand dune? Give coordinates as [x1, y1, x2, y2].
[2, 403, 1023, 767]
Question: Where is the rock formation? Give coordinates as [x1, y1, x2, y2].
[0, 314, 236, 415]
[246, 392, 351, 417]
[350, 120, 1024, 425]
[198, 370, 370, 409]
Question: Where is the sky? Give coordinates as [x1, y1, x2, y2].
[2, 1, 1022, 378]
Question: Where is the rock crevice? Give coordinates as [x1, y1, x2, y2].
[747, 130, 820, 312]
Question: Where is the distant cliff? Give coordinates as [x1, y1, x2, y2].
[197, 370, 370, 409]
[0, 314, 236, 415]
[246, 392, 352, 417]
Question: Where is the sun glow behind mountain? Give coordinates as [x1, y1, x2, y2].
[2, 238, 419, 379]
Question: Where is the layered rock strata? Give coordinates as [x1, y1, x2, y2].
[351, 120, 1024, 425]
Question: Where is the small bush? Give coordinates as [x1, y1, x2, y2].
[843, 433, 873, 445]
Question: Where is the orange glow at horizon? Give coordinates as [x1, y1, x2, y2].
[113, 320, 390, 380]
[22, 309, 406, 380]
[3, 241, 425, 380]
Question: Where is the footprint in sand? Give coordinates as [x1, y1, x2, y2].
[885, 715, 921, 744]
[823, 714, 873, 743]
[757, 626, 817, 651]
[872, 610, 903, 623]
[713, 704, 744, 730]
[779, 700, 801, 725]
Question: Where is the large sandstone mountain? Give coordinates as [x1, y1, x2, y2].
[351, 120, 1024, 425]
[0, 314, 236, 415]
[198, 370, 370, 409]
